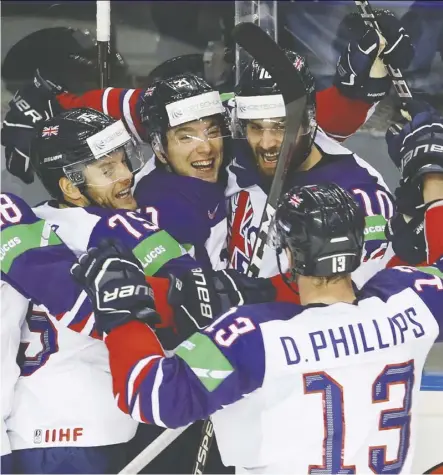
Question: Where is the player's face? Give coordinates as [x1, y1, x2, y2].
[83, 150, 137, 210]
[165, 117, 224, 183]
[246, 118, 286, 178]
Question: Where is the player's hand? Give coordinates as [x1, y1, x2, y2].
[334, 9, 414, 104]
[1, 70, 63, 184]
[167, 268, 276, 339]
[70, 238, 160, 335]
[385, 103, 443, 185]
[385, 210, 427, 265]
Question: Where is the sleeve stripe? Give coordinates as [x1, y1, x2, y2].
[80, 313, 96, 336]
[128, 354, 162, 403]
[58, 291, 88, 325]
[131, 394, 145, 423]
[108, 88, 124, 119]
[123, 89, 143, 142]
[102, 87, 113, 115]
[152, 359, 167, 427]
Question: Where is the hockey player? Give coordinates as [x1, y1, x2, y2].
[1, 16, 408, 270]
[70, 177, 443, 474]
[0, 192, 138, 474]
[27, 107, 199, 276]
[227, 9, 414, 281]
[228, 53, 394, 283]
[0, 192, 279, 474]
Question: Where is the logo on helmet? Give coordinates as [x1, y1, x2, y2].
[173, 78, 191, 88]
[171, 108, 184, 120]
[93, 128, 126, 150]
[293, 57, 304, 71]
[289, 194, 303, 208]
[42, 126, 59, 137]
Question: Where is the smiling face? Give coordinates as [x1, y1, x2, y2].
[163, 116, 224, 183]
[245, 117, 286, 178]
[82, 149, 137, 210]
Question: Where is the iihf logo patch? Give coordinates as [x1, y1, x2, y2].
[289, 194, 303, 208]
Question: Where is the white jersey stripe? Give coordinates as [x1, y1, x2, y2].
[102, 87, 113, 115]
[123, 89, 143, 142]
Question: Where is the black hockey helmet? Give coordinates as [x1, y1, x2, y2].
[234, 49, 318, 165]
[139, 72, 231, 155]
[2, 27, 129, 94]
[271, 183, 365, 277]
[30, 108, 145, 200]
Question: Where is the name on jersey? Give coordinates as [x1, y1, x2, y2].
[281, 306, 425, 365]
[140, 245, 166, 269]
[0, 236, 21, 261]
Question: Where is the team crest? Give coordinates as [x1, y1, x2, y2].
[228, 191, 259, 273]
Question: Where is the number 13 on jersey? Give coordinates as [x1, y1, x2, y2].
[304, 360, 414, 474]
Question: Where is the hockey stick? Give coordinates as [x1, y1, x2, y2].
[96, 0, 111, 88]
[238, 23, 308, 278]
[354, 1, 413, 105]
[119, 425, 189, 474]
[192, 22, 309, 474]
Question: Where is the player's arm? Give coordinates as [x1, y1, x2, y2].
[71, 239, 274, 427]
[1, 72, 147, 185]
[324, 9, 414, 141]
[385, 103, 443, 267]
[56, 87, 145, 142]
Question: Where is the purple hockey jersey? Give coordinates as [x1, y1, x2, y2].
[134, 166, 228, 270]
[33, 199, 198, 278]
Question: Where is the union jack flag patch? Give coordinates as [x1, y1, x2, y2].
[289, 194, 303, 208]
[42, 126, 59, 137]
[293, 57, 304, 71]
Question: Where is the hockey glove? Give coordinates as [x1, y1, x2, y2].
[71, 238, 160, 335]
[334, 10, 414, 104]
[385, 103, 443, 185]
[167, 268, 276, 340]
[1, 70, 63, 184]
[385, 209, 427, 265]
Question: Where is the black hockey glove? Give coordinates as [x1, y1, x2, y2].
[167, 268, 276, 340]
[334, 10, 414, 104]
[1, 70, 63, 184]
[385, 209, 427, 265]
[70, 238, 160, 335]
[386, 102, 443, 186]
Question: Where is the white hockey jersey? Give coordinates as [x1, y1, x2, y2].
[1, 281, 29, 456]
[106, 261, 443, 473]
[1, 193, 138, 450]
